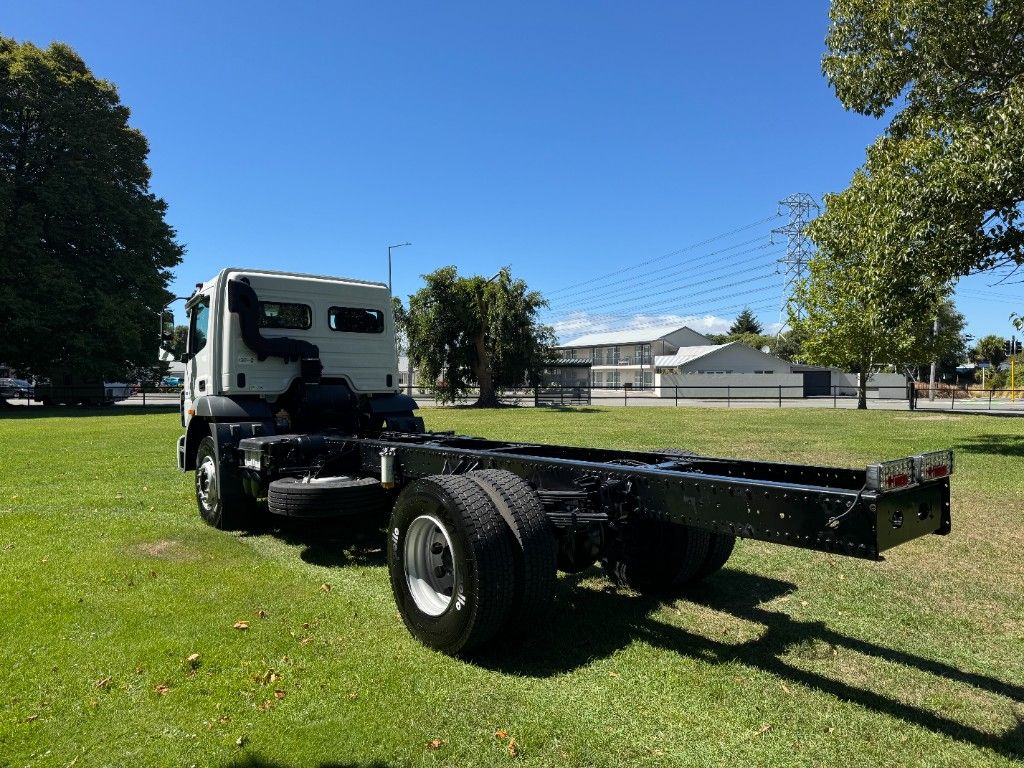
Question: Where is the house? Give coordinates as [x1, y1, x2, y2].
[654, 342, 804, 397]
[554, 324, 714, 390]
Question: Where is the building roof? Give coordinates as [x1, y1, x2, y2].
[654, 344, 730, 368]
[559, 324, 710, 347]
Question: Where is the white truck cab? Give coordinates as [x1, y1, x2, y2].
[177, 268, 421, 479]
[182, 268, 400, 425]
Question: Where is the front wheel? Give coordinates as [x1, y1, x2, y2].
[387, 474, 516, 655]
[195, 436, 252, 530]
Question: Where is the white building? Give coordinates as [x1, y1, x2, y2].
[654, 342, 804, 397]
[555, 324, 714, 390]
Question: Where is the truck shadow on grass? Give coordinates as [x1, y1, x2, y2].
[954, 433, 1024, 457]
[224, 758, 394, 768]
[256, 516, 388, 569]
[476, 569, 1024, 760]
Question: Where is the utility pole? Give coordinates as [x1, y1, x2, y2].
[928, 316, 939, 401]
[387, 241, 411, 295]
[1007, 335, 1015, 403]
[387, 242, 412, 394]
[773, 193, 820, 324]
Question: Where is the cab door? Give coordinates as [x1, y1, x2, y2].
[182, 294, 211, 426]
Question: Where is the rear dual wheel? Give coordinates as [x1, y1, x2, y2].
[603, 521, 736, 594]
[387, 471, 556, 655]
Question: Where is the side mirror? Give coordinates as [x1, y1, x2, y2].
[179, 352, 192, 363]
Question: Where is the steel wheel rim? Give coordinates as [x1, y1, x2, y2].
[404, 514, 456, 616]
[196, 455, 219, 512]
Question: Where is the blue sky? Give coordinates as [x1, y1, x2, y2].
[6, 1, 1019, 342]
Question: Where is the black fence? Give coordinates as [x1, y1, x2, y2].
[913, 387, 1024, 412]
[1, 384, 182, 408]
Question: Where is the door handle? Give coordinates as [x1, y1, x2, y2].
[198, 379, 206, 392]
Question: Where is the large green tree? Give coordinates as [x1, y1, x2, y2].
[972, 334, 1008, 368]
[0, 38, 182, 387]
[812, 0, 1024, 309]
[405, 266, 553, 407]
[788, 242, 965, 407]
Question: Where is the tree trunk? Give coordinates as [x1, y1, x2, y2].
[858, 371, 868, 410]
[473, 328, 499, 407]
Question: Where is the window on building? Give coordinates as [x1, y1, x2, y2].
[593, 371, 604, 386]
[608, 371, 620, 388]
[643, 371, 653, 387]
[753, 370, 774, 375]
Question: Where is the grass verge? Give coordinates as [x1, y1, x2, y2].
[0, 406, 1021, 767]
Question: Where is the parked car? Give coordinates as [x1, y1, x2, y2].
[0, 378, 31, 399]
[161, 376, 183, 387]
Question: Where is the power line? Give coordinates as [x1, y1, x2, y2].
[553, 298, 780, 340]
[552, 284, 782, 334]
[544, 246, 781, 315]
[543, 214, 781, 299]
[544, 237, 774, 311]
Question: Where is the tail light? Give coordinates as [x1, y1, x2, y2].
[866, 458, 915, 491]
[914, 450, 954, 482]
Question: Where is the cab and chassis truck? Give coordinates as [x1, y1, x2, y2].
[176, 268, 953, 655]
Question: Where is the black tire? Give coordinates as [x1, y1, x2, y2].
[267, 475, 388, 518]
[195, 436, 251, 530]
[466, 469, 558, 630]
[603, 520, 711, 595]
[693, 532, 737, 580]
[387, 474, 516, 655]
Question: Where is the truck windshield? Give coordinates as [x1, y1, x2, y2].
[259, 302, 312, 330]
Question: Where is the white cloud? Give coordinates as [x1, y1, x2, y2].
[550, 311, 736, 343]
[550, 311, 788, 344]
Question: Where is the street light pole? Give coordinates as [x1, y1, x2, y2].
[387, 241, 411, 295]
[387, 242, 412, 394]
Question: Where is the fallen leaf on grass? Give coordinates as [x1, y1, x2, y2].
[257, 609, 268, 619]
[347, 692, 358, 700]
[257, 700, 273, 712]
[274, 690, 285, 700]
[319, 583, 331, 593]
[608, 671, 620, 678]
[260, 670, 281, 685]
[26, 714, 38, 722]
[426, 738, 444, 750]
[780, 683, 791, 695]
[94, 677, 112, 690]
[154, 684, 170, 695]
[236, 735, 247, 747]
[754, 724, 771, 737]
[186, 653, 201, 668]
[495, 729, 508, 740]
[233, 621, 249, 630]
[507, 737, 519, 757]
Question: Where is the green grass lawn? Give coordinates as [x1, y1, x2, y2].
[1, 406, 1021, 767]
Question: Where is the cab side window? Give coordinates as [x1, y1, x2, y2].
[189, 298, 210, 354]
